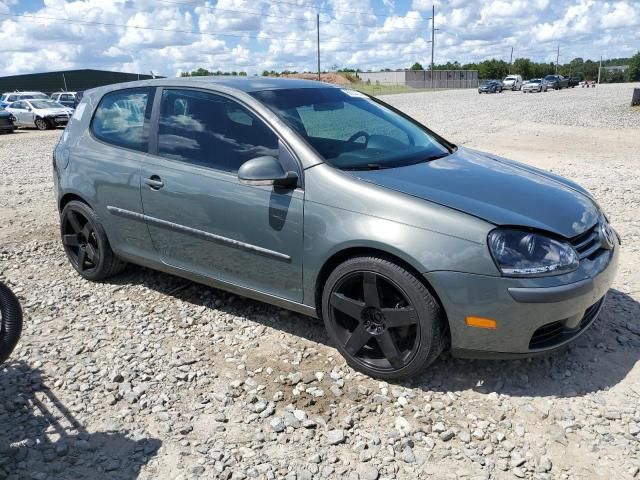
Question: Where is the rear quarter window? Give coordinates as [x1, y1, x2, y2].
[90, 88, 153, 152]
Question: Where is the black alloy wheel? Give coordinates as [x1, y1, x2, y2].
[322, 257, 446, 380]
[60, 201, 126, 280]
[62, 207, 101, 275]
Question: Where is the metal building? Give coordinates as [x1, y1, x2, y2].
[0, 69, 159, 94]
[358, 70, 479, 89]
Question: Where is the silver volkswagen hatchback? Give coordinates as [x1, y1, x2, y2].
[53, 78, 619, 379]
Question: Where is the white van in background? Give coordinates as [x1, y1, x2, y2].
[502, 75, 523, 90]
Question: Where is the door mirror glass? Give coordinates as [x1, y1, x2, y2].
[238, 156, 298, 188]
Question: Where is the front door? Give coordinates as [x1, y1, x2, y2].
[140, 88, 304, 302]
[10, 101, 33, 126]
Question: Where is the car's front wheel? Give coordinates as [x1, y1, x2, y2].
[34, 117, 50, 130]
[60, 201, 126, 281]
[322, 256, 446, 380]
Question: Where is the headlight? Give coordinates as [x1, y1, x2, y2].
[488, 229, 579, 276]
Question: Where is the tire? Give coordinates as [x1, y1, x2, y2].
[34, 117, 50, 130]
[60, 200, 126, 281]
[321, 256, 446, 380]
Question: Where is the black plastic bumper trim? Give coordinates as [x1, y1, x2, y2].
[508, 278, 593, 303]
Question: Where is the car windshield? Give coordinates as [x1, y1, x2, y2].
[544, 76, 555, 80]
[251, 87, 450, 170]
[529, 79, 541, 83]
[505, 77, 516, 81]
[30, 100, 65, 109]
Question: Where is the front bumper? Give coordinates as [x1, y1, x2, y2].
[425, 242, 619, 358]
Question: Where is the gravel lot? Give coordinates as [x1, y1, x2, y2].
[1, 82, 639, 480]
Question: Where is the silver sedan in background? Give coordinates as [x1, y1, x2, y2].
[5, 98, 74, 130]
[522, 78, 548, 93]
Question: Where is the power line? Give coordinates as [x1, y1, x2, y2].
[0, 12, 423, 47]
[153, 0, 424, 31]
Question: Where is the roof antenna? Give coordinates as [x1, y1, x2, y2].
[150, 70, 156, 79]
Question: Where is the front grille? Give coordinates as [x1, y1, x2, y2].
[529, 297, 604, 349]
[0, 117, 11, 126]
[570, 224, 602, 260]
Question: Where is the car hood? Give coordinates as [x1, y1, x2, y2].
[35, 108, 73, 115]
[350, 147, 599, 238]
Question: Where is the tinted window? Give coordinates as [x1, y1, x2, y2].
[7, 95, 17, 102]
[60, 94, 73, 101]
[157, 89, 278, 173]
[251, 88, 449, 170]
[91, 88, 152, 152]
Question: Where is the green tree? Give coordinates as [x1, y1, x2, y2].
[512, 58, 533, 79]
[629, 51, 640, 81]
[410, 62, 424, 71]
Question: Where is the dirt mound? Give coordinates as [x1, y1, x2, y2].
[280, 72, 351, 85]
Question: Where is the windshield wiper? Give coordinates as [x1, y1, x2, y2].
[423, 152, 450, 162]
[343, 163, 385, 171]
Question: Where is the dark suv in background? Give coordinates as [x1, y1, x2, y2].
[544, 75, 569, 90]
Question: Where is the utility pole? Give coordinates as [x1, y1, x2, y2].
[316, 13, 321, 81]
[62, 73, 68, 91]
[509, 46, 513, 74]
[555, 45, 559, 74]
[427, 5, 439, 88]
[597, 55, 602, 84]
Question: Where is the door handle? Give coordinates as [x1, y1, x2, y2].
[144, 175, 164, 190]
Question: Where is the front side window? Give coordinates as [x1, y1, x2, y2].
[157, 89, 278, 173]
[251, 88, 450, 170]
[91, 88, 152, 152]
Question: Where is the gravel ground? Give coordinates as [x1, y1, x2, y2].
[1, 82, 639, 480]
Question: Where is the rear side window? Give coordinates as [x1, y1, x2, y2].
[157, 89, 278, 173]
[91, 88, 153, 152]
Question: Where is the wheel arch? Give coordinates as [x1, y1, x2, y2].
[314, 245, 448, 328]
[59, 192, 92, 212]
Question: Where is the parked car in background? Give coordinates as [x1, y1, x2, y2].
[51, 91, 81, 108]
[478, 80, 503, 93]
[544, 75, 569, 90]
[0, 91, 49, 109]
[53, 77, 619, 379]
[567, 77, 580, 88]
[5, 98, 73, 130]
[502, 75, 523, 91]
[0, 109, 16, 133]
[522, 78, 548, 93]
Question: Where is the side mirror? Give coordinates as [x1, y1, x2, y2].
[26, 107, 32, 112]
[238, 156, 298, 188]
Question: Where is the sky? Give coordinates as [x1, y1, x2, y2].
[0, 0, 638, 77]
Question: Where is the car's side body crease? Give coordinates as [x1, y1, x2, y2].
[106, 206, 292, 263]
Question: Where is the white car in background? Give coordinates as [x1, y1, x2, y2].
[502, 74, 523, 90]
[522, 78, 548, 93]
[5, 98, 74, 130]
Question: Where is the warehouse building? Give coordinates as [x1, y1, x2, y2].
[0, 69, 159, 94]
[358, 70, 479, 89]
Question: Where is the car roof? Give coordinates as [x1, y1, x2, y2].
[90, 76, 341, 95]
[3, 91, 46, 95]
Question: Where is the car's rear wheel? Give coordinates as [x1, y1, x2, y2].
[322, 256, 446, 380]
[60, 201, 126, 281]
[34, 117, 50, 130]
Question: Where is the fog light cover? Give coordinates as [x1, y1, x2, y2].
[488, 229, 579, 276]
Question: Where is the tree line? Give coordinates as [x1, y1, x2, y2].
[179, 52, 640, 83]
[396, 53, 640, 82]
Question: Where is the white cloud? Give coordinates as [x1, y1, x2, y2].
[0, 0, 637, 77]
[601, 1, 639, 28]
